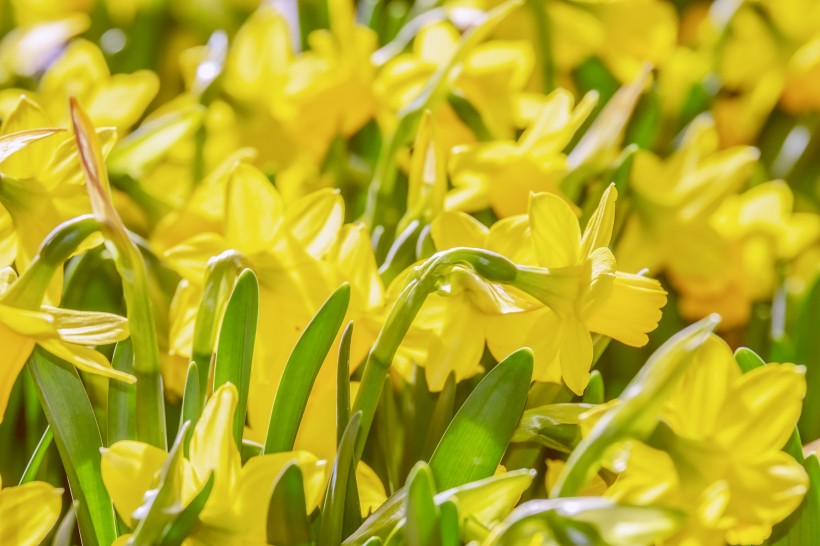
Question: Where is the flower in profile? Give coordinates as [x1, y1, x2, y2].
[605, 336, 808, 545]
[0, 266, 134, 422]
[489, 184, 667, 393]
[0, 476, 63, 546]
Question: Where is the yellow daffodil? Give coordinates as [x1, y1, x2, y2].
[617, 116, 758, 281]
[445, 88, 596, 217]
[0, 39, 158, 133]
[102, 383, 328, 544]
[605, 336, 809, 545]
[0, 96, 115, 276]
[488, 185, 666, 393]
[0, 266, 134, 421]
[0, 476, 63, 546]
[159, 159, 386, 458]
[375, 18, 534, 149]
[674, 181, 820, 327]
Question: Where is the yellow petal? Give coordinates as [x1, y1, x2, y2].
[224, 164, 284, 255]
[190, 383, 242, 522]
[0, 323, 35, 422]
[430, 210, 489, 250]
[37, 339, 136, 384]
[329, 223, 384, 311]
[485, 307, 562, 384]
[528, 191, 581, 268]
[101, 441, 168, 527]
[403, 110, 446, 230]
[560, 317, 593, 395]
[724, 450, 808, 542]
[163, 233, 232, 282]
[230, 451, 327, 537]
[0, 303, 56, 338]
[0, 96, 54, 179]
[43, 306, 129, 345]
[422, 295, 486, 391]
[357, 461, 386, 518]
[0, 481, 62, 546]
[487, 215, 537, 266]
[661, 335, 739, 440]
[285, 188, 344, 259]
[579, 184, 617, 258]
[716, 364, 807, 454]
[585, 272, 666, 347]
[87, 71, 159, 130]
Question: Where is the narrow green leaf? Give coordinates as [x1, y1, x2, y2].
[129, 422, 191, 546]
[107, 338, 136, 445]
[265, 284, 350, 454]
[511, 403, 594, 453]
[52, 502, 78, 546]
[338, 322, 354, 448]
[583, 371, 604, 404]
[439, 499, 459, 546]
[344, 469, 535, 546]
[19, 425, 52, 484]
[267, 463, 312, 546]
[797, 273, 820, 440]
[319, 411, 362, 546]
[179, 362, 201, 456]
[406, 463, 440, 546]
[735, 346, 767, 373]
[483, 497, 681, 546]
[429, 348, 533, 490]
[421, 372, 456, 461]
[28, 349, 118, 546]
[157, 472, 215, 546]
[213, 269, 258, 446]
[552, 315, 719, 497]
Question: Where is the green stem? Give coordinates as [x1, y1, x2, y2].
[351, 248, 518, 458]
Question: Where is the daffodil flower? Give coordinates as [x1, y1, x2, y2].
[0, 266, 134, 421]
[675, 181, 820, 327]
[374, 19, 534, 149]
[617, 116, 759, 281]
[3, 39, 158, 133]
[102, 383, 328, 545]
[0, 476, 63, 546]
[445, 88, 596, 217]
[605, 336, 809, 545]
[487, 185, 666, 393]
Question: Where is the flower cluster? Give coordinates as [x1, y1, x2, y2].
[0, 1, 818, 545]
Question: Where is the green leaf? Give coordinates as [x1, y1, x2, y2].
[421, 372, 456, 461]
[179, 361, 201, 456]
[511, 403, 594, 453]
[107, 338, 136, 445]
[192, 251, 246, 400]
[797, 273, 820, 441]
[265, 283, 350, 454]
[483, 497, 681, 546]
[28, 349, 118, 546]
[19, 425, 52, 484]
[52, 502, 78, 546]
[735, 346, 767, 373]
[429, 348, 533, 490]
[338, 322, 354, 448]
[268, 463, 312, 546]
[319, 411, 362, 546]
[439, 499, 459, 546]
[406, 463, 440, 546]
[344, 468, 535, 545]
[552, 315, 719, 497]
[583, 371, 604, 405]
[157, 472, 215, 546]
[213, 268, 259, 446]
[129, 422, 191, 546]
